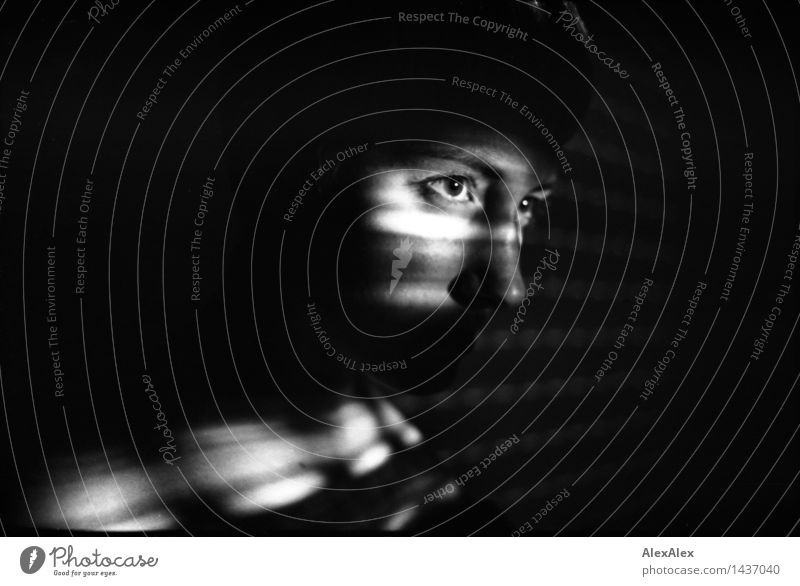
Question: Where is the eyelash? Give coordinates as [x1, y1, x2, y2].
[518, 189, 551, 226]
[421, 174, 475, 202]
[418, 175, 552, 225]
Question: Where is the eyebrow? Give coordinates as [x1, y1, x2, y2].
[374, 138, 556, 196]
[381, 141, 504, 180]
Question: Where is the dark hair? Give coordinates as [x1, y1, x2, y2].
[237, 0, 597, 401]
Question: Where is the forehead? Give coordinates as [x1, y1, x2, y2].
[391, 140, 533, 177]
[363, 124, 557, 182]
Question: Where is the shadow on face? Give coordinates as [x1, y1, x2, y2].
[285, 114, 562, 395]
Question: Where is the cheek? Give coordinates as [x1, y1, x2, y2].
[335, 207, 471, 340]
[348, 206, 468, 293]
[359, 238, 464, 305]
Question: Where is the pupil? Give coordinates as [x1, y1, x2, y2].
[447, 179, 461, 195]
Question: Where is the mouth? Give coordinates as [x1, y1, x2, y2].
[425, 318, 486, 366]
[453, 309, 493, 340]
[451, 325, 481, 351]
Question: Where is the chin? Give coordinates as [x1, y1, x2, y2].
[371, 351, 469, 396]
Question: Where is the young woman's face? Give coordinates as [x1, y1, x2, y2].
[310, 121, 559, 393]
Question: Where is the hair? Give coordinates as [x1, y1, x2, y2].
[221, 0, 600, 413]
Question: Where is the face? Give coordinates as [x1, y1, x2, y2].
[307, 120, 559, 393]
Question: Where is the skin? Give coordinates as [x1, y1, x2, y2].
[31, 120, 561, 532]
[314, 121, 559, 394]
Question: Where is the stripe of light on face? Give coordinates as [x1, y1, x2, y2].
[363, 209, 518, 309]
[366, 208, 518, 243]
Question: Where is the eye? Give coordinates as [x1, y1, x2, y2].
[424, 175, 472, 202]
[519, 195, 537, 214]
[518, 188, 551, 227]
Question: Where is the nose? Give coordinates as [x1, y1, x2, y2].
[449, 189, 525, 310]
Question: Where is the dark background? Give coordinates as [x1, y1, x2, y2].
[0, 0, 797, 535]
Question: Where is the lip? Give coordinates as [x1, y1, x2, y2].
[455, 309, 493, 334]
[448, 319, 486, 350]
